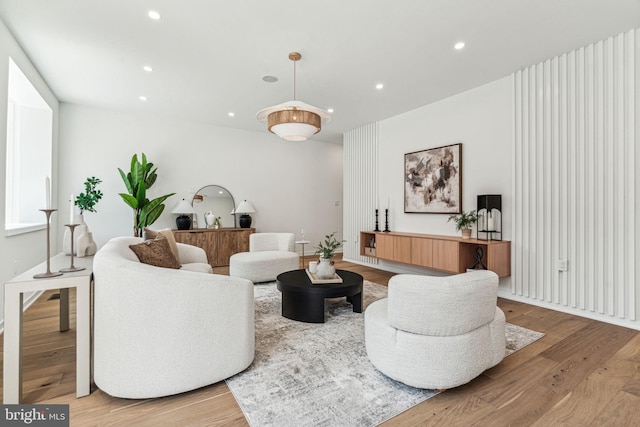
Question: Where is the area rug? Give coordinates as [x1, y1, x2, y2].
[226, 281, 544, 427]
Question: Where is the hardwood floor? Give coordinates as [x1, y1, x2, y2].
[2, 256, 639, 426]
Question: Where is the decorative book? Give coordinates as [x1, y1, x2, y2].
[305, 269, 343, 284]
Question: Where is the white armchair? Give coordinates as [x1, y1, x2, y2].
[93, 237, 255, 399]
[229, 232, 299, 283]
[365, 270, 505, 390]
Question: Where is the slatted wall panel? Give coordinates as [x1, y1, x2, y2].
[513, 29, 636, 321]
[343, 122, 379, 264]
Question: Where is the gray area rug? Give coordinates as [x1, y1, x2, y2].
[226, 281, 544, 427]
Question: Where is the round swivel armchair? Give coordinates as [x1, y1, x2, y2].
[365, 270, 505, 389]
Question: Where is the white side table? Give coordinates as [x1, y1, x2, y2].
[3, 253, 93, 403]
[295, 240, 311, 269]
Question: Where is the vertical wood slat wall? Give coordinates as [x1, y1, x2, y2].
[343, 122, 379, 264]
[513, 29, 637, 322]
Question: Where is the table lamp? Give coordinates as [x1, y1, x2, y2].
[172, 199, 195, 230]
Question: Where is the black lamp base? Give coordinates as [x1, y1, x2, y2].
[176, 215, 192, 230]
[239, 214, 252, 228]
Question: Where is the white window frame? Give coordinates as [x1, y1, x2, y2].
[5, 57, 53, 236]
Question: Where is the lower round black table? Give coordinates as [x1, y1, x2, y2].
[276, 269, 364, 323]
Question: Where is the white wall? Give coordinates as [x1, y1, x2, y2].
[345, 77, 512, 280]
[0, 18, 60, 324]
[57, 104, 343, 253]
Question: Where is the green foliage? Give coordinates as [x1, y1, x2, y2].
[75, 176, 103, 214]
[118, 153, 175, 237]
[314, 232, 343, 259]
[447, 210, 479, 231]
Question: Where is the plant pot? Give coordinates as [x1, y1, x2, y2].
[316, 257, 336, 280]
[461, 229, 472, 239]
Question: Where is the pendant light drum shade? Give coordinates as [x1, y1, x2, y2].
[257, 52, 331, 141]
[257, 100, 330, 142]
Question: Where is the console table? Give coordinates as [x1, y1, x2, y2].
[3, 253, 93, 403]
[360, 231, 511, 277]
[173, 228, 255, 267]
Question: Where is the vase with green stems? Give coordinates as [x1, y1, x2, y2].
[64, 176, 103, 256]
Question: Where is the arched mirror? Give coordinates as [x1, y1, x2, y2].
[191, 185, 236, 228]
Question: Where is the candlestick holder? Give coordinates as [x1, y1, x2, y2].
[374, 209, 380, 232]
[34, 209, 63, 278]
[384, 209, 391, 232]
[60, 224, 85, 273]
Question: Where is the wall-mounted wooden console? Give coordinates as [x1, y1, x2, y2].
[173, 228, 255, 267]
[360, 231, 511, 278]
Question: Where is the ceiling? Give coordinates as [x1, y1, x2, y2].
[1, 1, 639, 144]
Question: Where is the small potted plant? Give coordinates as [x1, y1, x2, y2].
[447, 210, 478, 239]
[314, 232, 343, 279]
[75, 176, 103, 215]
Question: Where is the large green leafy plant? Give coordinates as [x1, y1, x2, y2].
[118, 153, 175, 237]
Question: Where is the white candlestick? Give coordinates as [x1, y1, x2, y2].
[45, 176, 51, 209]
[70, 194, 75, 224]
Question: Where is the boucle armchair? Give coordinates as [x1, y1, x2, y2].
[365, 270, 505, 390]
[93, 236, 255, 399]
[229, 232, 299, 283]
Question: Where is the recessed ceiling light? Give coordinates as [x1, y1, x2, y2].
[327, 108, 334, 113]
[375, 83, 384, 90]
[143, 65, 153, 72]
[454, 42, 465, 50]
[139, 96, 148, 101]
[148, 10, 161, 20]
[228, 112, 235, 117]
[262, 75, 278, 83]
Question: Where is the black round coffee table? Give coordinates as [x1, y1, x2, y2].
[276, 269, 364, 323]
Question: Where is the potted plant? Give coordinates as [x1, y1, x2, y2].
[75, 176, 103, 215]
[314, 232, 343, 279]
[64, 177, 103, 257]
[118, 153, 175, 237]
[447, 210, 478, 239]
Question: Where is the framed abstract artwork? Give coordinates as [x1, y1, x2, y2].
[404, 143, 462, 214]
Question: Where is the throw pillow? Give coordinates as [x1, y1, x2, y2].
[129, 237, 181, 269]
[143, 228, 181, 263]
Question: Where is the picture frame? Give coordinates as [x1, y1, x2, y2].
[404, 143, 462, 214]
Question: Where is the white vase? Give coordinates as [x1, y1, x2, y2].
[76, 226, 97, 257]
[316, 257, 336, 280]
[204, 211, 216, 228]
[63, 214, 97, 257]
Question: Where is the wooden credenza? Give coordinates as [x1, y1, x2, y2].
[360, 231, 511, 278]
[173, 228, 255, 267]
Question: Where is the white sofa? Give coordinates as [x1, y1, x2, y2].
[93, 236, 255, 399]
[229, 233, 299, 283]
[365, 270, 505, 390]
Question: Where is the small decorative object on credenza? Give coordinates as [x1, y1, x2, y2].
[447, 210, 479, 240]
[477, 194, 502, 241]
[172, 198, 195, 230]
[235, 200, 256, 228]
[384, 208, 390, 232]
[314, 232, 342, 280]
[374, 209, 380, 232]
[34, 209, 63, 278]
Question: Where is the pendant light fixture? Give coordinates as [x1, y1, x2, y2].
[257, 52, 331, 141]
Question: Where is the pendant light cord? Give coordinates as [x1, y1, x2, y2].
[293, 59, 297, 101]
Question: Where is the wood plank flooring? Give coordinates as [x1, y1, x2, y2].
[2, 256, 639, 426]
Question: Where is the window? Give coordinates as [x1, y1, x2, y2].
[5, 58, 53, 235]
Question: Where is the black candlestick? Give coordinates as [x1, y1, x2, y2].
[374, 209, 380, 232]
[384, 209, 390, 232]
